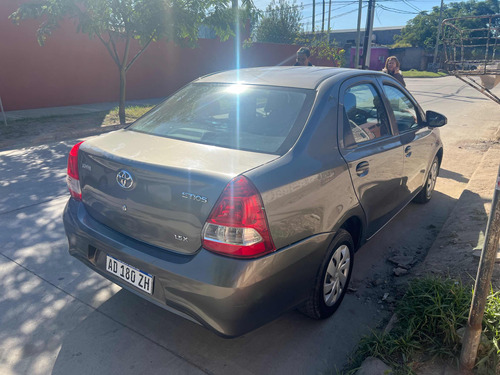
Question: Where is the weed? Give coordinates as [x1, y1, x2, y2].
[344, 277, 500, 374]
[103, 105, 153, 124]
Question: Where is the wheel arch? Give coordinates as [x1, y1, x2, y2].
[436, 147, 444, 168]
[339, 216, 363, 250]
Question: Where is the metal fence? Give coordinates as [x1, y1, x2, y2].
[442, 14, 500, 104]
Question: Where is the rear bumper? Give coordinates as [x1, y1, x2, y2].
[63, 198, 333, 337]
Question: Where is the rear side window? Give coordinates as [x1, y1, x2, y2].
[383, 85, 419, 133]
[129, 83, 315, 154]
[343, 83, 391, 147]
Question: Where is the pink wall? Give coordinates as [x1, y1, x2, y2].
[350, 47, 390, 71]
[1, 0, 337, 111]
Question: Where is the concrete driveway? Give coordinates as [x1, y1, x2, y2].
[0, 76, 498, 375]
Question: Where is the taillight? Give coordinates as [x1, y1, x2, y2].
[66, 141, 84, 201]
[202, 176, 276, 258]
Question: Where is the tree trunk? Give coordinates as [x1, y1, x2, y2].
[119, 67, 126, 124]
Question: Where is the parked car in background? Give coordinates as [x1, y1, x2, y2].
[63, 67, 447, 337]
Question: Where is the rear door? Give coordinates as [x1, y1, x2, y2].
[338, 76, 405, 238]
[381, 81, 435, 200]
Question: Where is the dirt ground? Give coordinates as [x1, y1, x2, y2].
[0, 112, 127, 151]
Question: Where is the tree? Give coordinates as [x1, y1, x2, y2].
[10, 0, 241, 124]
[295, 34, 345, 67]
[394, 0, 499, 50]
[253, 0, 302, 44]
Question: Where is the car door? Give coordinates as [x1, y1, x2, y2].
[338, 77, 405, 239]
[381, 81, 435, 201]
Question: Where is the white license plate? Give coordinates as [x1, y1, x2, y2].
[106, 255, 153, 295]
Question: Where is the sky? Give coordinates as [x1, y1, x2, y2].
[252, 0, 457, 31]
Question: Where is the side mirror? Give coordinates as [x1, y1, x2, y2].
[426, 110, 447, 127]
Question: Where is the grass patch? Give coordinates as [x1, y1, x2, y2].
[344, 277, 500, 374]
[103, 105, 154, 124]
[402, 70, 448, 78]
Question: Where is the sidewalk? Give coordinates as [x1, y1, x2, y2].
[1, 97, 164, 122]
[417, 146, 500, 285]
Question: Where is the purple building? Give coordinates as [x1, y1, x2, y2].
[350, 47, 389, 70]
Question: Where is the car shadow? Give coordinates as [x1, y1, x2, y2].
[47, 278, 386, 375]
[438, 168, 469, 184]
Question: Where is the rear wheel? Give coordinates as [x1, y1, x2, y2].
[414, 156, 439, 204]
[300, 229, 354, 319]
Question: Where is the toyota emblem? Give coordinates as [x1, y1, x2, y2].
[116, 170, 134, 189]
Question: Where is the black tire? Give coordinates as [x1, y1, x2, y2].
[300, 229, 354, 320]
[413, 156, 440, 204]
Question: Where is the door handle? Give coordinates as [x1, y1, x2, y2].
[356, 161, 369, 177]
[405, 145, 412, 157]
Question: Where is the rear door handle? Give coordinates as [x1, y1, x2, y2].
[405, 145, 412, 157]
[356, 161, 369, 177]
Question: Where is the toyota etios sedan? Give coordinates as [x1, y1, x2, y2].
[63, 67, 446, 337]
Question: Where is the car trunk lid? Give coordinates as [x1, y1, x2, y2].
[78, 130, 278, 255]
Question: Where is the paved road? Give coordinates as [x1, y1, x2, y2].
[0, 77, 498, 375]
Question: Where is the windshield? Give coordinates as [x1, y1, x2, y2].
[129, 83, 315, 154]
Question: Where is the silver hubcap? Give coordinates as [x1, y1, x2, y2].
[426, 161, 438, 199]
[323, 245, 351, 306]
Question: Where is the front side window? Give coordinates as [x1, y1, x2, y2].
[342, 83, 391, 147]
[129, 83, 314, 154]
[383, 85, 419, 133]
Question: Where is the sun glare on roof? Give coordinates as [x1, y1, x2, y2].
[225, 84, 248, 95]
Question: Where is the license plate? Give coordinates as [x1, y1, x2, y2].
[106, 255, 153, 295]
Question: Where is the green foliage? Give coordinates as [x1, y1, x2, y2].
[394, 0, 500, 50]
[294, 34, 345, 67]
[9, 0, 239, 124]
[253, 0, 302, 44]
[345, 277, 500, 374]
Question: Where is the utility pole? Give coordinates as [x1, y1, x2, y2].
[460, 165, 500, 371]
[312, 0, 316, 33]
[355, 0, 363, 68]
[322, 0, 325, 33]
[433, 0, 444, 67]
[362, 0, 376, 69]
[327, 0, 332, 45]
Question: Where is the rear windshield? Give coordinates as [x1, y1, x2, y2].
[129, 83, 315, 154]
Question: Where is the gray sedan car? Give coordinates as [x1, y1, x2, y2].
[63, 67, 446, 337]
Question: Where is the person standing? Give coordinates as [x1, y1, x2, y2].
[294, 47, 313, 66]
[383, 56, 406, 87]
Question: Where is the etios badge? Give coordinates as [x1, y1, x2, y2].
[116, 170, 134, 189]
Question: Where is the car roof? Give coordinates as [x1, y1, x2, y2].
[195, 66, 379, 90]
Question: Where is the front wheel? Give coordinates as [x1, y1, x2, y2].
[300, 229, 354, 320]
[414, 156, 439, 204]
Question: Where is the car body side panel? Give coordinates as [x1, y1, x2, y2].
[250, 79, 364, 249]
